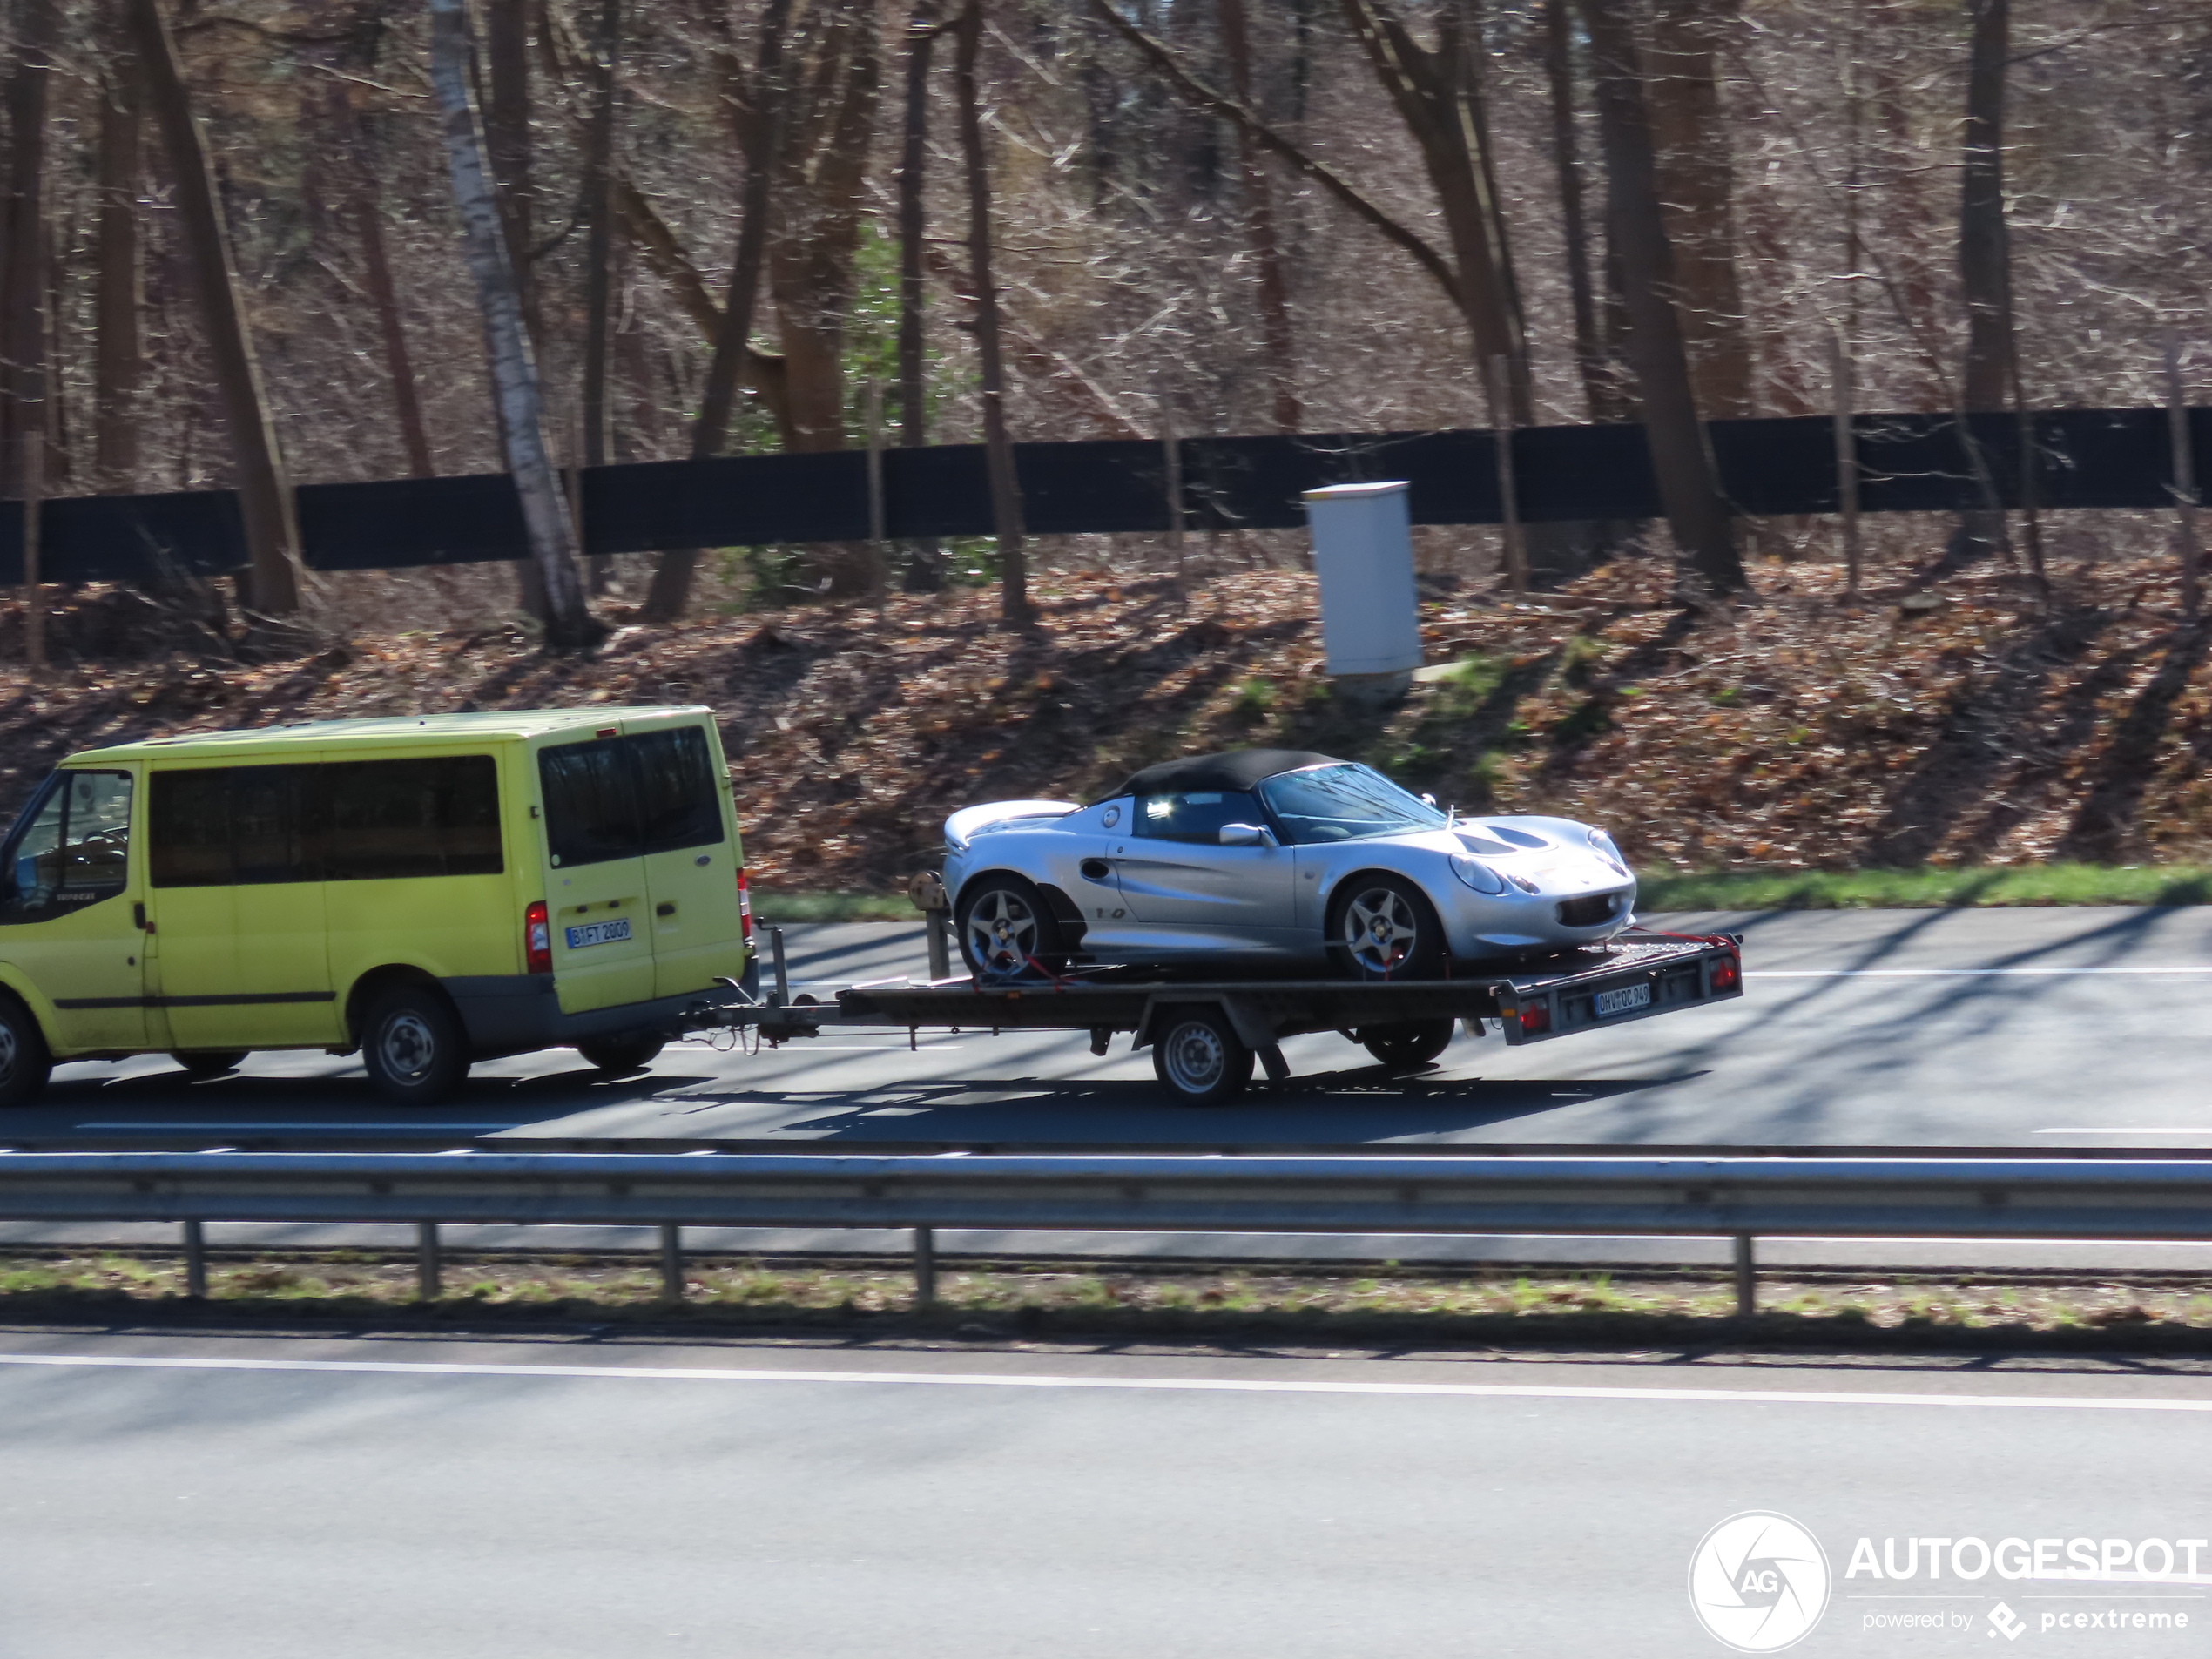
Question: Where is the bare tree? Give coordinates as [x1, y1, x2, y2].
[577, 0, 624, 590]
[426, 0, 599, 647]
[1218, 0, 1299, 432]
[1541, 0, 1618, 421]
[1647, 0, 1753, 419]
[485, 0, 536, 341]
[895, 0, 946, 590]
[92, 0, 144, 490]
[3, 0, 60, 498]
[954, 0, 1028, 624]
[1577, 0, 1744, 594]
[127, 0, 305, 616]
[640, 0, 792, 624]
[1952, 0, 2013, 564]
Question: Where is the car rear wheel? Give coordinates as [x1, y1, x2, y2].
[0, 995, 51, 1109]
[576, 1033, 666, 1073]
[954, 875, 1065, 979]
[171, 1051, 247, 1078]
[361, 987, 470, 1105]
[1327, 874, 1447, 980]
[1358, 1019, 1456, 1070]
[1150, 1008, 1254, 1107]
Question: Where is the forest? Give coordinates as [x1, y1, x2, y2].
[0, 0, 2208, 888]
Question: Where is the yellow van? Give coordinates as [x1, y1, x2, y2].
[0, 706, 756, 1106]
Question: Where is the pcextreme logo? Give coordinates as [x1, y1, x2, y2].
[1689, 1511, 1833, 1653]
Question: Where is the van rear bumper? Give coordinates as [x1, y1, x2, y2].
[443, 962, 759, 1059]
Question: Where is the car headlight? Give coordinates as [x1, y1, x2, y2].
[1450, 853, 1506, 894]
[1585, 826, 1629, 877]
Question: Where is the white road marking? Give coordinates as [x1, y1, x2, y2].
[74, 1122, 516, 1131]
[2037, 1128, 2212, 1135]
[3, 1349, 2212, 1413]
[1754, 967, 2212, 977]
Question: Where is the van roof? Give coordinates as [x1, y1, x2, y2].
[66, 705, 718, 765]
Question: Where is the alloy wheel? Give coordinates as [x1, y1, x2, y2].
[1341, 886, 1420, 975]
[965, 888, 1039, 974]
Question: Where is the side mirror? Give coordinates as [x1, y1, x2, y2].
[1219, 822, 1277, 848]
[1420, 792, 1439, 807]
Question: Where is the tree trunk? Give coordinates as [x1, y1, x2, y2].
[127, 0, 304, 615]
[1541, 0, 1617, 422]
[93, 0, 144, 491]
[426, 0, 599, 648]
[1217, 0, 1299, 433]
[954, 0, 1028, 624]
[641, 0, 792, 624]
[3, 0, 59, 500]
[1339, 0, 1534, 426]
[355, 182, 435, 477]
[486, 0, 536, 340]
[1646, 0, 1752, 419]
[1952, 0, 2012, 563]
[895, 1, 945, 591]
[578, 0, 624, 592]
[1576, 0, 1744, 594]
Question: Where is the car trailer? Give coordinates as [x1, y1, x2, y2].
[684, 927, 1744, 1107]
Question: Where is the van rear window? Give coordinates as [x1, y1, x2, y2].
[150, 756, 504, 887]
[539, 726, 724, 868]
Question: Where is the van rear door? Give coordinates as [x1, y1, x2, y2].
[536, 734, 656, 1012]
[623, 716, 744, 998]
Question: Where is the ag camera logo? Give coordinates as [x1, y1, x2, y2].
[1689, 1511, 1832, 1652]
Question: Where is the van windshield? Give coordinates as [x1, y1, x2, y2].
[540, 726, 724, 868]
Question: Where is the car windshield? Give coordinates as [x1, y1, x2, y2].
[1257, 764, 1447, 845]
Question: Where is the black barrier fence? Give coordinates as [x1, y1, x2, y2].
[0, 406, 2203, 585]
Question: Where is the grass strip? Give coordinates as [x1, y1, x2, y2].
[10, 1251, 2212, 1355]
[758, 867, 2212, 926]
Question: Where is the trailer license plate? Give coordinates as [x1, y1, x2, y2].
[1595, 981, 1650, 1018]
[566, 918, 632, 950]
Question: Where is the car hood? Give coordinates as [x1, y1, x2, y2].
[943, 799, 1081, 850]
[1353, 827, 1632, 893]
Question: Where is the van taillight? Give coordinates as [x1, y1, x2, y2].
[525, 900, 552, 974]
[737, 867, 753, 943]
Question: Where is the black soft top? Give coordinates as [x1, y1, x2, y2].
[1115, 748, 1346, 798]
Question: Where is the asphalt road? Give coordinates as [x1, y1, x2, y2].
[1, 1330, 2206, 1657]
[16, 906, 2212, 1151]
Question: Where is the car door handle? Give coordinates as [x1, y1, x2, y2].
[656, 901, 677, 917]
[1080, 859, 1112, 881]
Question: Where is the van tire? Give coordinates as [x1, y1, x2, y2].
[171, 1051, 247, 1078]
[576, 1033, 665, 1073]
[0, 995, 51, 1109]
[361, 987, 470, 1105]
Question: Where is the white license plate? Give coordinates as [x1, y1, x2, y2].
[1594, 981, 1651, 1018]
[565, 918, 633, 950]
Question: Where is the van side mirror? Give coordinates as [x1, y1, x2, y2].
[1219, 823, 1277, 848]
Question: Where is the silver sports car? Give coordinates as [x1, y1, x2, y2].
[940, 748, 1637, 981]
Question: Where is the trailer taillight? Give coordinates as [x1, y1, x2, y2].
[1710, 953, 1740, 993]
[1517, 1001, 1551, 1035]
[525, 900, 552, 974]
[737, 867, 753, 943]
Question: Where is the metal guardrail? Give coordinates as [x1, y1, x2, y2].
[5, 1150, 2212, 1314]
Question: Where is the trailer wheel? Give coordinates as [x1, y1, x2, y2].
[576, 1033, 666, 1073]
[1150, 1008, 1254, 1106]
[1358, 1019, 1456, 1070]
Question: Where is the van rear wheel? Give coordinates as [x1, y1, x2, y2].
[171, 1051, 247, 1078]
[576, 1033, 665, 1073]
[0, 995, 51, 1109]
[361, 988, 470, 1105]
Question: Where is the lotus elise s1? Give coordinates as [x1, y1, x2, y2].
[939, 748, 1637, 981]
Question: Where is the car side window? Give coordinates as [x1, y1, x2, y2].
[1134, 790, 1264, 846]
[1, 770, 133, 921]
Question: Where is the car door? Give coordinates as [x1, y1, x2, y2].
[536, 735, 657, 1013]
[1110, 788, 1298, 953]
[0, 767, 148, 1052]
[624, 717, 745, 1000]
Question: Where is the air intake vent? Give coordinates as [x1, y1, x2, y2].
[1557, 892, 1623, 927]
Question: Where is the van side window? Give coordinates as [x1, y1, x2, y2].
[539, 728, 725, 868]
[318, 758, 502, 880]
[152, 757, 505, 887]
[0, 770, 133, 920]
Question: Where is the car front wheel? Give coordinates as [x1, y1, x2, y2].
[954, 875, 1065, 979]
[1327, 874, 1447, 981]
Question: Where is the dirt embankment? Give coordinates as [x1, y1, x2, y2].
[3, 550, 2209, 891]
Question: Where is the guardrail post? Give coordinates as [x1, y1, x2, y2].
[1733, 1234, 1757, 1318]
[660, 1223, 684, 1299]
[914, 1225, 936, 1307]
[417, 1222, 442, 1300]
[182, 1219, 206, 1300]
